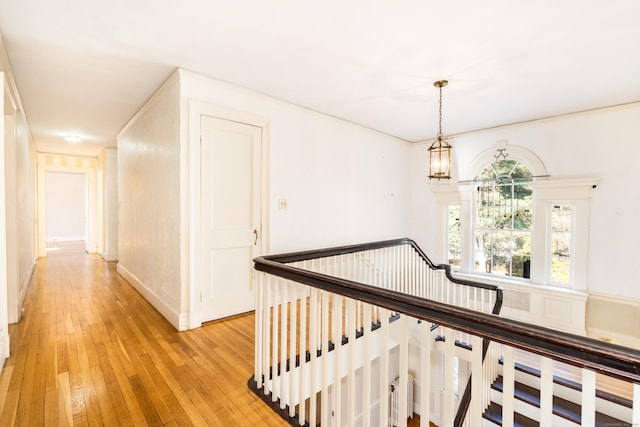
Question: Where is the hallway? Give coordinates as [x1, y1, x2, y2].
[0, 242, 287, 426]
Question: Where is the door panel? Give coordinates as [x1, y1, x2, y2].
[200, 116, 262, 322]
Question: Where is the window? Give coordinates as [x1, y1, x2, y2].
[447, 205, 461, 271]
[434, 144, 597, 291]
[550, 204, 572, 285]
[474, 160, 533, 279]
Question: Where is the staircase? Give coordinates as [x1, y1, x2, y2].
[252, 238, 640, 427]
[482, 362, 633, 426]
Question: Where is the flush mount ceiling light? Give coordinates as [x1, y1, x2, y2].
[64, 134, 82, 143]
[428, 80, 452, 180]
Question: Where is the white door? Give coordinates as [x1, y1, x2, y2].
[200, 115, 262, 322]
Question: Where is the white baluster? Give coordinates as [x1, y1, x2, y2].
[286, 282, 296, 417]
[272, 278, 279, 402]
[363, 302, 372, 427]
[502, 345, 515, 427]
[281, 282, 288, 410]
[308, 288, 318, 427]
[539, 356, 554, 426]
[263, 275, 272, 396]
[581, 368, 596, 427]
[443, 327, 455, 426]
[469, 335, 483, 427]
[379, 308, 390, 426]
[332, 294, 343, 426]
[398, 314, 409, 426]
[347, 298, 357, 426]
[254, 272, 263, 389]
[420, 319, 431, 427]
[321, 291, 330, 426]
[632, 383, 639, 427]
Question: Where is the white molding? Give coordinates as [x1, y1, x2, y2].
[530, 177, 600, 199]
[116, 263, 188, 331]
[463, 142, 548, 181]
[14, 258, 37, 322]
[47, 236, 86, 243]
[0, 331, 8, 364]
[588, 290, 640, 305]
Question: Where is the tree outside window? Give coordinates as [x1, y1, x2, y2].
[474, 160, 533, 279]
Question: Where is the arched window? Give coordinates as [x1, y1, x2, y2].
[437, 143, 597, 291]
[474, 159, 534, 278]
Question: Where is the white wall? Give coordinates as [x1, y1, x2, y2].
[0, 35, 38, 366]
[45, 171, 86, 242]
[117, 69, 409, 329]
[99, 148, 118, 261]
[14, 112, 36, 310]
[180, 70, 410, 253]
[117, 74, 183, 324]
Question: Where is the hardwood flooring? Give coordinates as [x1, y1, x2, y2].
[0, 242, 288, 426]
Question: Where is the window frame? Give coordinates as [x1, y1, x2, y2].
[433, 146, 597, 291]
[472, 160, 534, 280]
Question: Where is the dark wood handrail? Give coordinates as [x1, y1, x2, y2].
[258, 237, 502, 292]
[254, 240, 640, 384]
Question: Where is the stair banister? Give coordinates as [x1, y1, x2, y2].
[252, 238, 640, 426]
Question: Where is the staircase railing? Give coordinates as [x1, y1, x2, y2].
[251, 238, 640, 427]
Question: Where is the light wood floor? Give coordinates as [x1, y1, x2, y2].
[0, 242, 289, 426]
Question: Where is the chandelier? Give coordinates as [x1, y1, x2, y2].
[428, 80, 452, 180]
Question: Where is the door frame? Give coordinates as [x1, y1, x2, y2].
[36, 154, 98, 258]
[187, 100, 269, 329]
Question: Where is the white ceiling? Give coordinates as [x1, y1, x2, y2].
[1, 0, 639, 157]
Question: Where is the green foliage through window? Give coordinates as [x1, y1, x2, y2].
[474, 160, 533, 278]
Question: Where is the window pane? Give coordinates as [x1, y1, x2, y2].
[550, 204, 572, 285]
[475, 208, 494, 228]
[552, 205, 572, 232]
[474, 230, 492, 252]
[512, 255, 531, 278]
[512, 231, 531, 255]
[551, 231, 571, 257]
[447, 205, 461, 269]
[474, 251, 489, 273]
[492, 231, 512, 253]
[491, 253, 510, 276]
[551, 257, 570, 284]
[494, 208, 512, 229]
[513, 207, 532, 229]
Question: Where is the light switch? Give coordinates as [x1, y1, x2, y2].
[278, 198, 288, 209]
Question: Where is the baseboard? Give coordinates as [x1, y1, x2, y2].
[102, 251, 118, 262]
[19, 258, 37, 305]
[47, 236, 85, 243]
[116, 263, 189, 331]
[0, 331, 9, 365]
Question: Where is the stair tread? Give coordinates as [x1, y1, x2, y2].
[501, 359, 633, 409]
[492, 375, 628, 426]
[483, 402, 539, 427]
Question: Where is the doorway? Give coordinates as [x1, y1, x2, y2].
[36, 154, 99, 258]
[199, 116, 263, 322]
[45, 171, 87, 252]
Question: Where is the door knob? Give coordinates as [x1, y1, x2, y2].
[253, 229, 259, 245]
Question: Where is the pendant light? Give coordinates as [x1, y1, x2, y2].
[428, 80, 452, 180]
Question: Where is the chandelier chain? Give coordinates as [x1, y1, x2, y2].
[437, 84, 443, 139]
